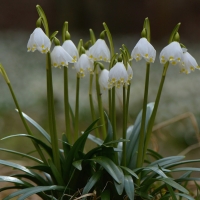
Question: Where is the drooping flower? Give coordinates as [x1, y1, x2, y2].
[109, 62, 128, 88]
[62, 40, 79, 62]
[74, 54, 93, 77]
[27, 28, 51, 54]
[51, 46, 73, 68]
[131, 38, 156, 63]
[99, 69, 112, 90]
[160, 41, 183, 65]
[179, 48, 199, 74]
[88, 39, 110, 62]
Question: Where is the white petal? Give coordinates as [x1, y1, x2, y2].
[99, 69, 111, 90]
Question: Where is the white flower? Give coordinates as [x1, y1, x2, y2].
[27, 28, 51, 54]
[131, 38, 156, 63]
[88, 39, 110, 62]
[109, 62, 128, 88]
[62, 40, 79, 63]
[179, 48, 199, 74]
[127, 64, 133, 84]
[99, 69, 112, 90]
[160, 41, 183, 65]
[51, 46, 73, 68]
[74, 54, 93, 77]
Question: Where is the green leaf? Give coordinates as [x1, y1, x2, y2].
[0, 160, 35, 176]
[159, 178, 189, 194]
[48, 159, 64, 185]
[90, 156, 123, 184]
[50, 31, 59, 41]
[0, 176, 31, 186]
[101, 190, 110, 200]
[82, 170, 102, 199]
[114, 167, 124, 195]
[103, 112, 113, 144]
[3, 185, 64, 200]
[0, 148, 43, 164]
[120, 166, 139, 179]
[72, 160, 82, 171]
[16, 110, 51, 143]
[147, 149, 163, 160]
[87, 133, 103, 145]
[1, 134, 53, 157]
[124, 175, 134, 200]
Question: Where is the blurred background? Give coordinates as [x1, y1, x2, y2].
[0, 0, 200, 161]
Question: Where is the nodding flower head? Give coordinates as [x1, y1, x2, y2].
[109, 62, 128, 88]
[127, 64, 133, 84]
[88, 39, 110, 62]
[99, 69, 112, 90]
[27, 28, 51, 54]
[160, 41, 183, 65]
[131, 38, 156, 63]
[179, 48, 199, 74]
[62, 40, 79, 63]
[51, 46, 73, 68]
[74, 54, 93, 77]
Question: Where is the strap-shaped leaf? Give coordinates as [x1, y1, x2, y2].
[114, 167, 124, 195]
[103, 112, 113, 144]
[124, 175, 134, 200]
[90, 156, 123, 184]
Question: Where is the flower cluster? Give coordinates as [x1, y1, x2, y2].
[28, 27, 199, 85]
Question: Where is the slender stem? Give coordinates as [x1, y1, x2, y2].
[46, 52, 61, 171]
[96, 70, 106, 139]
[122, 86, 127, 166]
[112, 87, 116, 141]
[74, 75, 80, 141]
[143, 62, 169, 160]
[136, 63, 150, 169]
[126, 84, 131, 121]
[89, 73, 99, 137]
[108, 89, 112, 122]
[7, 83, 47, 164]
[64, 67, 71, 143]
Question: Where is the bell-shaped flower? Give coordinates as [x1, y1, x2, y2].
[51, 46, 73, 68]
[62, 40, 79, 63]
[74, 54, 93, 77]
[179, 48, 199, 74]
[160, 41, 183, 65]
[27, 28, 51, 54]
[88, 39, 110, 62]
[99, 69, 112, 90]
[109, 62, 128, 88]
[131, 38, 156, 63]
[127, 64, 133, 84]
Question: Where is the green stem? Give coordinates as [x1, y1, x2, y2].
[143, 62, 169, 160]
[126, 84, 131, 119]
[108, 90, 112, 122]
[96, 70, 106, 139]
[46, 52, 61, 171]
[64, 67, 71, 143]
[112, 87, 116, 141]
[122, 86, 127, 166]
[74, 75, 80, 141]
[7, 83, 47, 165]
[89, 73, 99, 137]
[136, 63, 150, 169]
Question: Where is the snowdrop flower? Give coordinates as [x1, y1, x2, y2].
[27, 28, 51, 54]
[88, 39, 110, 62]
[99, 69, 112, 90]
[62, 40, 79, 63]
[179, 48, 199, 74]
[131, 38, 156, 63]
[127, 64, 133, 84]
[109, 62, 128, 88]
[74, 54, 93, 77]
[160, 41, 183, 65]
[51, 46, 73, 68]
